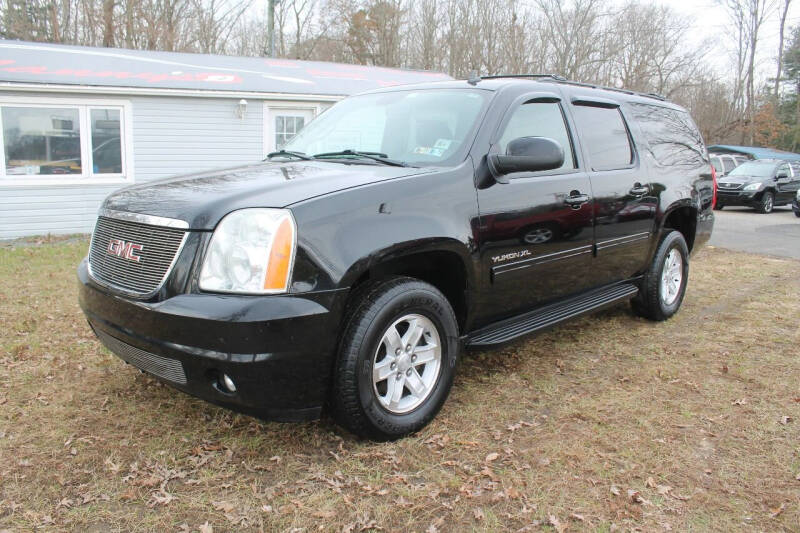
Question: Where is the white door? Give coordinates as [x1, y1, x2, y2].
[266, 108, 315, 153]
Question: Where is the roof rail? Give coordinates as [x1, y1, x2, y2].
[465, 73, 668, 102]
[478, 73, 567, 82]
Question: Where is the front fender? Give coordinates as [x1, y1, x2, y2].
[287, 163, 480, 293]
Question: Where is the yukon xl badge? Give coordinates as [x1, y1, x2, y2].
[107, 238, 143, 263]
[491, 249, 531, 264]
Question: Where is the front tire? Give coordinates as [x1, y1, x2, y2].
[332, 277, 459, 440]
[757, 191, 774, 214]
[713, 203, 724, 210]
[631, 230, 689, 321]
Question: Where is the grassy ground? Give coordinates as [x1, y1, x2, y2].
[0, 239, 798, 532]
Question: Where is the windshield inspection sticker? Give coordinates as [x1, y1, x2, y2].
[434, 139, 452, 150]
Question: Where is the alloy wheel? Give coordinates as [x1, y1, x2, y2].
[372, 314, 442, 414]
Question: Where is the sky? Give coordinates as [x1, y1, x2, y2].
[658, 0, 800, 81]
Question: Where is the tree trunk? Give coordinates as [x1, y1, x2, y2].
[102, 0, 115, 48]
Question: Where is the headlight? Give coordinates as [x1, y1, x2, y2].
[199, 208, 296, 294]
[743, 182, 761, 191]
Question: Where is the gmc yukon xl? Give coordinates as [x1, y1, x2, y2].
[78, 76, 715, 440]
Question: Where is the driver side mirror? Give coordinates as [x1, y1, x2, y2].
[776, 171, 789, 180]
[488, 137, 565, 181]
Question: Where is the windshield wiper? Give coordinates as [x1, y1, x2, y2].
[265, 149, 312, 161]
[312, 149, 408, 167]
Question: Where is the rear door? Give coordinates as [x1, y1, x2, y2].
[475, 91, 594, 322]
[566, 96, 655, 286]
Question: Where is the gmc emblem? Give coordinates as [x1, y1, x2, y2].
[107, 238, 143, 262]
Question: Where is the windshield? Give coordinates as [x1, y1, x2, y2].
[728, 160, 776, 178]
[282, 89, 490, 166]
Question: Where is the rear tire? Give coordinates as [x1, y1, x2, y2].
[631, 230, 689, 321]
[332, 277, 459, 440]
[757, 191, 774, 214]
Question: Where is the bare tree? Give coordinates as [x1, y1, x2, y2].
[774, 0, 792, 99]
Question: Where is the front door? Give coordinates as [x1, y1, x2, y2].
[475, 93, 595, 324]
[776, 162, 798, 203]
[566, 98, 656, 286]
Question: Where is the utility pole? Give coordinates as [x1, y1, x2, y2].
[267, 0, 279, 57]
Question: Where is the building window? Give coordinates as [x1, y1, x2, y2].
[0, 99, 129, 182]
[275, 115, 306, 150]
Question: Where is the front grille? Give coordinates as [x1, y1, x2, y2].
[718, 182, 742, 190]
[89, 214, 187, 297]
[95, 328, 187, 385]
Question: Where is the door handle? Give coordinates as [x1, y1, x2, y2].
[564, 192, 590, 209]
[629, 183, 649, 196]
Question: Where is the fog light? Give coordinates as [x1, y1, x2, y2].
[220, 374, 236, 393]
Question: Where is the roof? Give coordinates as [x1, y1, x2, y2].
[0, 40, 451, 97]
[708, 144, 800, 162]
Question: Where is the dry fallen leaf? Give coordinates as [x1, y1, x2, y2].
[770, 503, 786, 518]
[569, 513, 585, 522]
[628, 489, 651, 505]
[610, 485, 621, 496]
[779, 416, 792, 425]
[485, 452, 499, 463]
[732, 398, 747, 406]
[646, 476, 656, 488]
[656, 484, 672, 495]
[548, 514, 566, 533]
[473, 508, 485, 521]
[212, 501, 235, 513]
[198, 522, 213, 533]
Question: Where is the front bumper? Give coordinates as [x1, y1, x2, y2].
[716, 189, 761, 206]
[78, 258, 347, 421]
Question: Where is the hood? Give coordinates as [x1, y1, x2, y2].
[717, 175, 765, 186]
[103, 161, 433, 229]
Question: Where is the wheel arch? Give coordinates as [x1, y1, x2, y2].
[340, 239, 475, 332]
[658, 202, 698, 253]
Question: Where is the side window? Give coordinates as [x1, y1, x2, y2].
[790, 162, 800, 176]
[734, 156, 749, 166]
[777, 163, 790, 177]
[722, 157, 736, 174]
[570, 104, 633, 171]
[627, 103, 705, 168]
[497, 101, 576, 171]
[710, 156, 722, 174]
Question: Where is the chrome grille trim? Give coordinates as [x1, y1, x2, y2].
[95, 329, 187, 385]
[88, 211, 189, 298]
[98, 208, 190, 229]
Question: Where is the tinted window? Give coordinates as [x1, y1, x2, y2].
[628, 103, 705, 168]
[571, 104, 633, 171]
[734, 156, 749, 165]
[498, 101, 575, 170]
[777, 163, 790, 177]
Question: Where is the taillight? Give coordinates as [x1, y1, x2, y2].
[710, 164, 717, 209]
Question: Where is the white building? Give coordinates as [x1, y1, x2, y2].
[0, 40, 449, 238]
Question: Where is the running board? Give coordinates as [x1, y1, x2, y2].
[467, 283, 639, 347]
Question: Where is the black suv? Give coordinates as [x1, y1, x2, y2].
[715, 159, 800, 213]
[78, 77, 714, 440]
